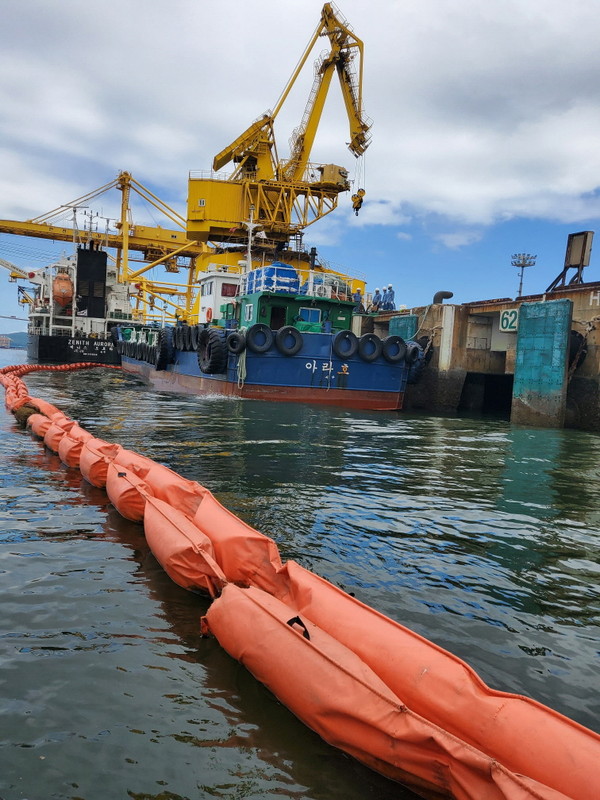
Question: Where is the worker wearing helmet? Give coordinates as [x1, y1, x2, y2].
[370, 288, 382, 312]
[386, 283, 395, 311]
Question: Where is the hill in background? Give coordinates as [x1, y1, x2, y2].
[1, 331, 28, 348]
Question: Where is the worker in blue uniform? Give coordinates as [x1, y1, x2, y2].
[352, 289, 365, 312]
[386, 284, 395, 310]
[370, 288, 382, 311]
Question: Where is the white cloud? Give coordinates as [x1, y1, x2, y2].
[1, 0, 600, 254]
[434, 231, 484, 250]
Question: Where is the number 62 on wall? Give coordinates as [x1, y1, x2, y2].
[500, 309, 519, 332]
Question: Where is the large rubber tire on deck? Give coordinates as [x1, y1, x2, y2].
[275, 326, 303, 356]
[155, 327, 174, 371]
[382, 335, 406, 363]
[198, 328, 228, 374]
[246, 324, 274, 353]
[332, 330, 358, 359]
[358, 333, 382, 362]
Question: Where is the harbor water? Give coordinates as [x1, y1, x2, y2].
[1, 349, 599, 800]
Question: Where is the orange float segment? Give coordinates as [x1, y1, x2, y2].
[57, 424, 94, 468]
[79, 437, 122, 488]
[191, 491, 284, 593]
[203, 584, 573, 800]
[105, 463, 154, 522]
[43, 419, 77, 453]
[8, 394, 33, 413]
[27, 396, 66, 420]
[268, 561, 600, 800]
[27, 413, 55, 439]
[114, 449, 207, 516]
[143, 496, 226, 596]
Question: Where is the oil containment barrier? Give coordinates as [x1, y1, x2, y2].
[2, 362, 599, 800]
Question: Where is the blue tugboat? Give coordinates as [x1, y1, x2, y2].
[116, 262, 421, 411]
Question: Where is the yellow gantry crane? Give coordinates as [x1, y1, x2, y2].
[186, 2, 371, 245]
[0, 172, 211, 323]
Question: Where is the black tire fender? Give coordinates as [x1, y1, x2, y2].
[155, 327, 174, 370]
[190, 325, 200, 352]
[275, 326, 303, 356]
[405, 341, 421, 365]
[332, 330, 358, 359]
[382, 335, 407, 363]
[416, 335, 434, 364]
[227, 331, 246, 354]
[198, 328, 228, 374]
[358, 333, 382, 362]
[246, 323, 274, 353]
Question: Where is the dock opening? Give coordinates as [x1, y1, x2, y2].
[459, 373, 514, 418]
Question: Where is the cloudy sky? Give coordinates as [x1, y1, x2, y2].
[2, 0, 600, 332]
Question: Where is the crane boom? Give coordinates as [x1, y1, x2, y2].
[0, 257, 33, 280]
[187, 3, 371, 245]
[281, 3, 371, 182]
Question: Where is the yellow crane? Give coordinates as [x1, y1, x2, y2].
[0, 4, 370, 324]
[0, 172, 214, 323]
[186, 2, 371, 246]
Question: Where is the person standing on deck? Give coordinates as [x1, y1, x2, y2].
[380, 286, 390, 310]
[352, 289, 365, 312]
[386, 284, 396, 311]
[370, 288, 382, 311]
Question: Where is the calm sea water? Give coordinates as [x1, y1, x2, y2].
[1, 348, 599, 800]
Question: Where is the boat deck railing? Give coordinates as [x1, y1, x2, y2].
[28, 325, 112, 341]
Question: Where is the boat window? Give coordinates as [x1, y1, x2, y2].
[244, 303, 253, 323]
[298, 307, 321, 323]
[221, 283, 238, 298]
[201, 281, 214, 297]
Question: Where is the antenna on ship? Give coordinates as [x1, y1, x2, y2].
[64, 204, 88, 247]
[242, 204, 262, 291]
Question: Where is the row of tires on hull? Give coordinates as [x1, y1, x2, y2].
[172, 323, 420, 365]
[118, 324, 425, 375]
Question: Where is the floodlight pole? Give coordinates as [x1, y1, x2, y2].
[511, 253, 537, 298]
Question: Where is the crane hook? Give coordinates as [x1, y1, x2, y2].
[351, 188, 365, 216]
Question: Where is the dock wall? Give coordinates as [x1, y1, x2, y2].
[367, 280, 600, 431]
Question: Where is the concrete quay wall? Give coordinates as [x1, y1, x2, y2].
[362, 282, 600, 431]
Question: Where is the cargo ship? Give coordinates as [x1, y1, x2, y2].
[18, 243, 127, 365]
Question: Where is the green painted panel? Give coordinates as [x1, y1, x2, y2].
[389, 314, 418, 340]
[512, 300, 572, 426]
